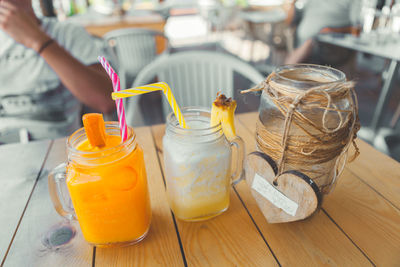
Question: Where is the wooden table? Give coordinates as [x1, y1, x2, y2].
[317, 33, 400, 137]
[68, 10, 166, 37]
[68, 10, 167, 53]
[1, 112, 399, 266]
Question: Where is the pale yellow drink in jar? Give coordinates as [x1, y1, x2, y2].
[163, 119, 232, 221]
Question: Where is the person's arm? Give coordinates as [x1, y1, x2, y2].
[284, 39, 313, 64]
[0, 1, 115, 113]
[38, 42, 115, 114]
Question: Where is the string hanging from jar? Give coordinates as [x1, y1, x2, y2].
[242, 71, 360, 192]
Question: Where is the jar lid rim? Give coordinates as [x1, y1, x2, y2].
[67, 121, 136, 156]
[273, 64, 346, 85]
[166, 106, 222, 135]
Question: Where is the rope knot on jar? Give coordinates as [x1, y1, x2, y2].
[242, 65, 360, 193]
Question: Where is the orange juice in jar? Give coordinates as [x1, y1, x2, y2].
[48, 120, 151, 246]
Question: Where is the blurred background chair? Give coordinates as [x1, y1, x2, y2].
[126, 50, 264, 126]
[104, 28, 169, 89]
[240, 7, 288, 64]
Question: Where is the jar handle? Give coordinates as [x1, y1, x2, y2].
[230, 136, 245, 185]
[48, 163, 76, 221]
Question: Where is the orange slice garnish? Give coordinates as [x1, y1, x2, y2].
[82, 113, 106, 148]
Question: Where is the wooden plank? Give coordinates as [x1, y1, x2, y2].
[82, 13, 166, 38]
[0, 140, 51, 263]
[95, 127, 184, 267]
[236, 112, 258, 133]
[323, 169, 400, 266]
[238, 112, 400, 265]
[347, 140, 400, 209]
[85, 21, 166, 54]
[3, 139, 93, 267]
[86, 22, 165, 37]
[235, 114, 373, 266]
[237, 112, 400, 209]
[151, 124, 279, 267]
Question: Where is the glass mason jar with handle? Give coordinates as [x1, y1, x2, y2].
[163, 107, 245, 221]
[48, 122, 151, 247]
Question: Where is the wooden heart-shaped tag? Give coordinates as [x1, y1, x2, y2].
[245, 152, 321, 223]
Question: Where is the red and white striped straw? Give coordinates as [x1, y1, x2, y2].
[98, 56, 128, 142]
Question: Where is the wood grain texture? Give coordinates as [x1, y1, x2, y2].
[238, 112, 400, 265]
[0, 140, 51, 264]
[347, 140, 400, 209]
[95, 127, 184, 267]
[238, 112, 400, 209]
[2, 113, 398, 266]
[3, 139, 93, 267]
[151, 124, 279, 267]
[236, 112, 373, 266]
[323, 168, 400, 266]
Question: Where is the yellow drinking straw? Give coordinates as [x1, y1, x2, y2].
[112, 82, 187, 129]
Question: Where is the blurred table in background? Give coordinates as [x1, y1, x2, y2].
[317, 33, 400, 155]
[68, 9, 166, 53]
[317, 33, 400, 62]
[239, 1, 292, 69]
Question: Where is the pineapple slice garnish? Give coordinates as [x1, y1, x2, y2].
[211, 93, 237, 140]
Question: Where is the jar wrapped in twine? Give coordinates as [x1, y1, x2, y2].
[242, 64, 360, 223]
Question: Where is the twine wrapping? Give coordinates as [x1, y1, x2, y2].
[242, 71, 360, 192]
